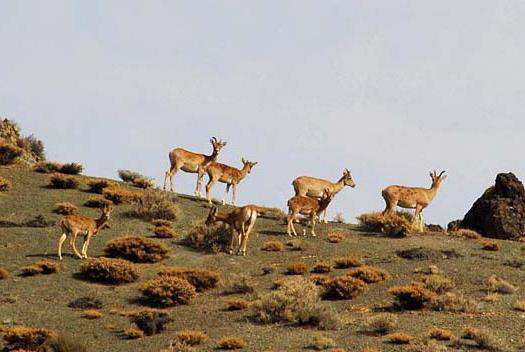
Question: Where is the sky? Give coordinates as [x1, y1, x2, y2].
[1, 1, 524, 226]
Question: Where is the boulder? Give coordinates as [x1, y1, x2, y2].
[462, 173, 525, 240]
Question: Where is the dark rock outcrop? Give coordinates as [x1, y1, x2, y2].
[462, 173, 525, 240]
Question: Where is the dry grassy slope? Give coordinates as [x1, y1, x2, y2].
[0, 164, 524, 351]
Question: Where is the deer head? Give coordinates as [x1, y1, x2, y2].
[210, 137, 227, 154]
[429, 170, 447, 188]
[205, 206, 219, 226]
[342, 168, 356, 188]
[95, 205, 113, 233]
[241, 157, 258, 174]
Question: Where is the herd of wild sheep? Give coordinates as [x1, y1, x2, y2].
[57, 137, 446, 258]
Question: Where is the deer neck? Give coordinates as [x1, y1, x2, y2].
[317, 198, 332, 215]
[95, 214, 109, 232]
[235, 165, 250, 182]
[332, 177, 346, 194]
[205, 148, 219, 164]
[426, 183, 441, 201]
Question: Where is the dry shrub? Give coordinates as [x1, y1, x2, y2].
[84, 196, 113, 208]
[422, 274, 455, 294]
[347, 266, 389, 283]
[68, 297, 103, 310]
[183, 222, 230, 253]
[0, 143, 23, 165]
[225, 298, 250, 311]
[485, 275, 517, 294]
[357, 211, 418, 237]
[20, 260, 60, 276]
[482, 293, 499, 303]
[307, 335, 336, 350]
[2, 326, 57, 350]
[132, 177, 154, 189]
[131, 309, 171, 335]
[362, 314, 398, 335]
[430, 292, 478, 313]
[152, 219, 173, 227]
[103, 186, 138, 205]
[122, 328, 144, 340]
[176, 330, 208, 346]
[153, 226, 177, 239]
[48, 174, 78, 189]
[133, 190, 181, 221]
[286, 262, 308, 275]
[449, 229, 482, 239]
[322, 276, 367, 300]
[333, 256, 362, 269]
[53, 202, 78, 215]
[87, 179, 112, 194]
[462, 327, 505, 351]
[286, 239, 306, 251]
[81, 309, 102, 319]
[217, 336, 246, 350]
[59, 162, 83, 175]
[388, 284, 436, 310]
[223, 274, 255, 294]
[428, 327, 455, 341]
[261, 240, 284, 252]
[327, 232, 344, 243]
[514, 300, 525, 312]
[332, 212, 345, 224]
[481, 241, 500, 251]
[261, 266, 274, 275]
[34, 161, 62, 174]
[79, 258, 140, 284]
[253, 277, 341, 330]
[105, 236, 168, 263]
[0, 267, 9, 280]
[118, 169, 144, 182]
[386, 332, 413, 344]
[158, 267, 220, 292]
[140, 277, 196, 307]
[41, 335, 88, 352]
[310, 275, 332, 287]
[17, 134, 45, 161]
[312, 262, 332, 274]
[0, 177, 11, 192]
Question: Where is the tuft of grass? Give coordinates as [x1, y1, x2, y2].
[362, 314, 398, 335]
[388, 284, 436, 310]
[79, 258, 140, 284]
[285, 262, 308, 275]
[312, 262, 332, 274]
[0, 143, 23, 165]
[513, 299, 525, 312]
[151, 219, 174, 227]
[347, 266, 389, 283]
[34, 161, 62, 174]
[327, 232, 344, 243]
[48, 174, 79, 189]
[122, 328, 144, 340]
[422, 274, 455, 294]
[87, 179, 112, 194]
[225, 298, 250, 311]
[176, 330, 208, 346]
[357, 211, 418, 237]
[53, 202, 79, 215]
[485, 275, 517, 294]
[131, 177, 154, 189]
[449, 229, 482, 239]
[140, 277, 196, 307]
[385, 332, 413, 344]
[462, 327, 506, 351]
[310, 274, 332, 287]
[261, 240, 284, 252]
[307, 335, 336, 350]
[68, 296, 103, 310]
[322, 276, 367, 300]
[105, 236, 169, 263]
[2, 326, 57, 350]
[59, 162, 83, 175]
[481, 241, 500, 251]
[118, 169, 144, 183]
[183, 222, 230, 254]
[131, 309, 171, 335]
[217, 336, 246, 350]
[20, 259, 60, 276]
[133, 189, 182, 221]
[430, 292, 478, 313]
[222, 274, 255, 294]
[428, 327, 455, 341]
[84, 196, 113, 208]
[0, 267, 9, 280]
[0, 176, 11, 192]
[158, 267, 220, 292]
[153, 225, 177, 239]
[103, 186, 139, 205]
[286, 238, 306, 251]
[333, 255, 362, 269]
[81, 309, 103, 320]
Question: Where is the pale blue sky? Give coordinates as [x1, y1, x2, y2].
[2, 1, 524, 225]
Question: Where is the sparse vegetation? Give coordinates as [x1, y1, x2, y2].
[176, 330, 208, 346]
[312, 262, 332, 274]
[68, 297, 103, 310]
[79, 258, 140, 284]
[362, 314, 398, 335]
[53, 202, 79, 215]
[386, 332, 413, 344]
[0, 177, 11, 192]
[81, 309, 102, 319]
[131, 309, 171, 335]
[84, 196, 113, 208]
[462, 327, 505, 351]
[286, 238, 306, 251]
[485, 275, 517, 294]
[48, 174, 79, 189]
[327, 232, 344, 243]
[307, 335, 336, 350]
[34, 161, 62, 174]
[158, 267, 220, 291]
[87, 179, 112, 194]
[140, 277, 196, 307]
[217, 336, 246, 350]
[332, 212, 345, 224]
[481, 240, 500, 251]
[105, 236, 169, 263]
[388, 284, 436, 310]
[422, 274, 455, 293]
[20, 259, 60, 276]
[286, 262, 308, 275]
[223, 274, 255, 295]
[261, 240, 284, 252]
[153, 225, 177, 238]
[449, 228, 482, 239]
[131, 177, 154, 189]
[183, 222, 230, 253]
[2, 326, 56, 350]
[357, 211, 418, 237]
[430, 292, 478, 313]
[103, 186, 138, 205]
[0, 267, 9, 280]
[513, 299, 525, 312]
[0, 143, 23, 165]
[122, 328, 144, 340]
[59, 162, 83, 175]
[347, 266, 389, 283]
[118, 169, 144, 183]
[333, 255, 362, 269]
[428, 327, 455, 341]
[322, 276, 367, 300]
[225, 298, 250, 311]
[133, 189, 181, 221]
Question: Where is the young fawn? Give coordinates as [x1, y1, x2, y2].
[286, 188, 334, 237]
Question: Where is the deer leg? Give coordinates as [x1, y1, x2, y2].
[195, 170, 205, 197]
[289, 212, 299, 237]
[228, 230, 236, 254]
[311, 214, 317, 237]
[168, 166, 179, 193]
[237, 222, 246, 255]
[322, 208, 328, 224]
[241, 220, 255, 256]
[222, 184, 231, 205]
[82, 235, 92, 258]
[58, 233, 67, 260]
[414, 205, 423, 231]
[382, 199, 397, 216]
[70, 231, 83, 259]
[232, 184, 237, 205]
[205, 178, 216, 204]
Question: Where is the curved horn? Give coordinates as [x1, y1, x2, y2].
[438, 170, 446, 177]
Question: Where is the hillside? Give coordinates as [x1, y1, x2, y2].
[0, 164, 524, 351]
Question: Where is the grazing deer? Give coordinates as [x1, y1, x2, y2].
[163, 137, 227, 196]
[205, 158, 258, 205]
[292, 169, 355, 223]
[382, 170, 447, 231]
[205, 205, 260, 256]
[286, 188, 334, 237]
[57, 205, 113, 260]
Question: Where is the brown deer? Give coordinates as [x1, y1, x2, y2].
[163, 137, 227, 196]
[286, 188, 334, 237]
[205, 205, 260, 256]
[205, 158, 258, 205]
[292, 169, 355, 223]
[57, 205, 113, 260]
[382, 170, 447, 231]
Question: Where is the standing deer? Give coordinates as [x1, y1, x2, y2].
[382, 170, 447, 231]
[286, 188, 334, 237]
[205, 205, 260, 256]
[292, 169, 355, 223]
[205, 158, 258, 205]
[57, 205, 113, 260]
[163, 137, 227, 196]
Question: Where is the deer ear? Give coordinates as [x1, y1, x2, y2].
[242, 157, 246, 164]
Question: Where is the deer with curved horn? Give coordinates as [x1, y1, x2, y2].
[292, 169, 355, 223]
[163, 137, 227, 196]
[382, 170, 447, 231]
